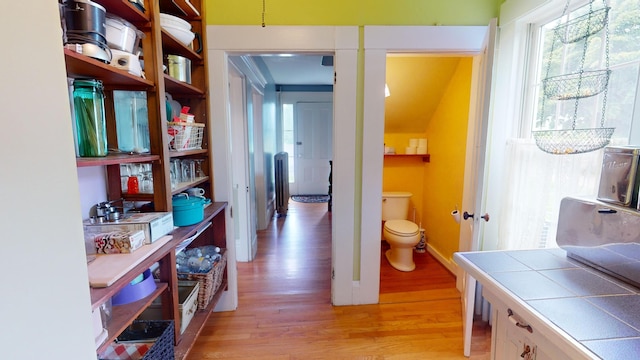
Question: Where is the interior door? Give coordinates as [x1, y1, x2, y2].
[229, 64, 256, 262]
[294, 101, 333, 195]
[458, 18, 497, 357]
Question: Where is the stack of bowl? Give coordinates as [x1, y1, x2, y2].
[160, 13, 195, 47]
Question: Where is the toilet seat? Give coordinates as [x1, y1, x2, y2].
[384, 220, 419, 237]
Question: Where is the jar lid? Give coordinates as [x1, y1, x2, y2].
[74, 79, 103, 89]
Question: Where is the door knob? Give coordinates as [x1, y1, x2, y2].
[463, 212, 490, 222]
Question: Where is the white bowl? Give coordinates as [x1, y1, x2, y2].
[162, 24, 195, 47]
[160, 13, 191, 30]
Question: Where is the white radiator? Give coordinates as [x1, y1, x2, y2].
[274, 152, 289, 216]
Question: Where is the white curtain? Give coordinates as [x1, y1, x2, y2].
[497, 138, 605, 249]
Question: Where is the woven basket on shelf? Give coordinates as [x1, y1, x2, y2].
[177, 250, 227, 309]
[542, 69, 610, 100]
[533, 127, 614, 154]
[553, 7, 610, 44]
[168, 122, 204, 151]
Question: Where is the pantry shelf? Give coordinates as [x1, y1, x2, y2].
[76, 153, 160, 167]
[96, 283, 168, 355]
[384, 154, 431, 162]
[64, 49, 154, 89]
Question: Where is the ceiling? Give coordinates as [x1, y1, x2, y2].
[253, 54, 462, 134]
[256, 55, 334, 85]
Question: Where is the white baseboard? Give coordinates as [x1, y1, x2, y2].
[426, 244, 459, 276]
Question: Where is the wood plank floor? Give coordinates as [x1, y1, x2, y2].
[188, 201, 490, 359]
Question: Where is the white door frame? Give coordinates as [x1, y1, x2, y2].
[208, 26, 358, 306]
[362, 26, 490, 304]
[228, 62, 256, 262]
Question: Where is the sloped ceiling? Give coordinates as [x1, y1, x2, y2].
[385, 56, 461, 133]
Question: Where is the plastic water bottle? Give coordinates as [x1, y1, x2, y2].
[187, 256, 213, 273]
[201, 245, 221, 257]
[176, 251, 189, 272]
[185, 247, 203, 258]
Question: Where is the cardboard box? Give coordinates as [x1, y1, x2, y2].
[84, 212, 174, 245]
[92, 230, 145, 254]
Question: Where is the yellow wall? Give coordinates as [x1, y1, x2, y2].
[422, 58, 473, 260]
[382, 58, 472, 261]
[383, 133, 428, 225]
[205, 1, 502, 26]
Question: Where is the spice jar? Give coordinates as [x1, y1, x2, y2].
[73, 79, 108, 157]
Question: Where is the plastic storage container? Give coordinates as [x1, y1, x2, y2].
[73, 79, 108, 157]
[114, 91, 150, 153]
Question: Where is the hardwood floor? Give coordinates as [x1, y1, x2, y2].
[188, 201, 490, 359]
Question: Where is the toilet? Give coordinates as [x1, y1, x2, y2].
[381, 191, 420, 271]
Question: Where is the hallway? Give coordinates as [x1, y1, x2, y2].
[188, 201, 490, 359]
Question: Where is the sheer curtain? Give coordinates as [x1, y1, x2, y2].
[498, 138, 604, 249]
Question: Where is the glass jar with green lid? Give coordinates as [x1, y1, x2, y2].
[73, 79, 108, 157]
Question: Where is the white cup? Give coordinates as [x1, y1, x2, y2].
[186, 187, 205, 197]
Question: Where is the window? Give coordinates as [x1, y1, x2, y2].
[529, 0, 640, 141]
[282, 103, 295, 183]
[496, 0, 640, 250]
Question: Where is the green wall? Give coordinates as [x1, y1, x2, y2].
[205, 0, 503, 26]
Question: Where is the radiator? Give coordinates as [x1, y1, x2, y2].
[274, 152, 289, 215]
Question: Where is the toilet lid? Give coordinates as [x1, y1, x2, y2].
[384, 220, 419, 236]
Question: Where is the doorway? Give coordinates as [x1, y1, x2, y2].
[282, 95, 333, 196]
[380, 54, 472, 301]
[208, 26, 358, 308]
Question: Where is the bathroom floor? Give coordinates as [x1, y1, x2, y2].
[379, 241, 459, 303]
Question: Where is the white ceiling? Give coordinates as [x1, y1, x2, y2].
[257, 55, 334, 85]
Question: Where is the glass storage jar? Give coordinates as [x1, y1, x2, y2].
[73, 79, 108, 157]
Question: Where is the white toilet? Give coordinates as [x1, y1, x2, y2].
[381, 191, 420, 271]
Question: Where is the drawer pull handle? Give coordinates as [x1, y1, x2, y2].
[508, 309, 533, 333]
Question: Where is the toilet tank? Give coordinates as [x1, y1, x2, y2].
[381, 192, 412, 221]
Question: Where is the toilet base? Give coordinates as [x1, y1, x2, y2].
[385, 248, 416, 272]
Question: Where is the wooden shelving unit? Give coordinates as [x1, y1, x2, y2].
[62, 0, 226, 358]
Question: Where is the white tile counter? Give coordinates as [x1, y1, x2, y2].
[455, 249, 640, 359]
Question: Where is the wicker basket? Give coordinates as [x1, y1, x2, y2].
[177, 249, 227, 309]
[553, 7, 610, 44]
[168, 122, 204, 151]
[542, 70, 610, 100]
[99, 320, 175, 360]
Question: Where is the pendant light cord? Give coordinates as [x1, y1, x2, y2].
[262, 0, 266, 27]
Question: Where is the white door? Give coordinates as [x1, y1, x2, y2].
[294, 102, 333, 195]
[458, 18, 497, 357]
[229, 64, 256, 262]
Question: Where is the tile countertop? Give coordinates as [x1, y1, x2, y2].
[454, 249, 640, 360]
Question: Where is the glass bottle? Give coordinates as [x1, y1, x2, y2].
[73, 79, 108, 157]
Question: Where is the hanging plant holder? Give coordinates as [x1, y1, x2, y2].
[535, 0, 614, 155]
[542, 69, 610, 100]
[554, 6, 610, 44]
[533, 127, 614, 154]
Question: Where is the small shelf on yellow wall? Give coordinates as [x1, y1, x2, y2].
[384, 154, 430, 162]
